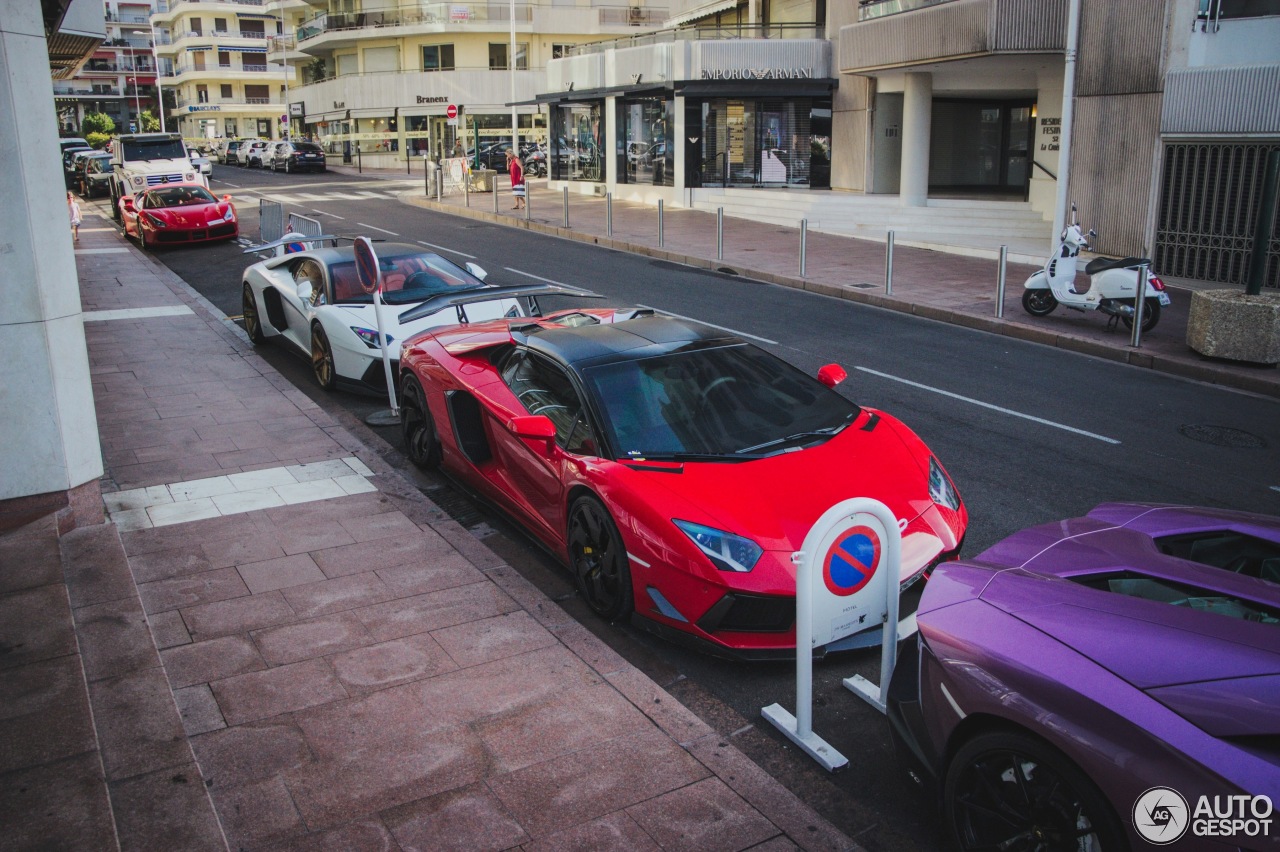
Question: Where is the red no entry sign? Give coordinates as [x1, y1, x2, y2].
[446, 104, 458, 119]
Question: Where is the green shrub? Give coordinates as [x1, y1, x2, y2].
[85, 132, 112, 150]
[81, 112, 115, 136]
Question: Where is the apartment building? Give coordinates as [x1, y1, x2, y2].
[150, 0, 296, 143]
[55, 1, 159, 134]
[280, 0, 667, 167]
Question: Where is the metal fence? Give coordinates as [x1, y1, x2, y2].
[259, 199, 283, 244]
[1155, 142, 1280, 289]
[287, 212, 325, 249]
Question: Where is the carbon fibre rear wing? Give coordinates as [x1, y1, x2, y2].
[397, 282, 603, 324]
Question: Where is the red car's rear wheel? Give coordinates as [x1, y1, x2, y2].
[400, 375, 441, 470]
[567, 496, 632, 621]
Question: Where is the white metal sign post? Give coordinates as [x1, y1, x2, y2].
[354, 236, 400, 425]
[762, 497, 902, 771]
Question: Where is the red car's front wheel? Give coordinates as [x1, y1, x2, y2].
[567, 496, 633, 621]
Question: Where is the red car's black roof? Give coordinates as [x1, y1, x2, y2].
[521, 315, 737, 368]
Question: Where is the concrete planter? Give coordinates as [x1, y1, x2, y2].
[1186, 289, 1280, 364]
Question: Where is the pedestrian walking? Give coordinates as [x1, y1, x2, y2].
[507, 149, 525, 210]
[67, 191, 81, 241]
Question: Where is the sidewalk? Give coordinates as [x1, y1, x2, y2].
[335, 163, 1279, 401]
[0, 213, 856, 849]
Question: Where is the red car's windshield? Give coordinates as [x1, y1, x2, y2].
[582, 343, 859, 459]
[144, 187, 217, 207]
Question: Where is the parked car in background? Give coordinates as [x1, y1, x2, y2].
[242, 140, 270, 168]
[889, 503, 1280, 852]
[77, 152, 113, 197]
[62, 146, 93, 187]
[59, 136, 91, 154]
[119, 183, 238, 248]
[270, 141, 327, 173]
[224, 139, 260, 166]
[189, 149, 212, 176]
[240, 243, 520, 391]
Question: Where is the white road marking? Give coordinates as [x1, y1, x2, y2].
[635, 304, 779, 345]
[314, 209, 345, 220]
[357, 222, 398, 236]
[217, 181, 241, 187]
[1272, 486, 1280, 493]
[74, 248, 129, 255]
[418, 240, 475, 259]
[854, 366, 1121, 444]
[505, 267, 572, 287]
[84, 305, 194, 322]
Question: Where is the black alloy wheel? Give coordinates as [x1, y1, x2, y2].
[944, 730, 1126, 852]
[242, 284, 264, 343]
[566, 496, 633, 621]
[310, 324, 336, 390]
[1121, 298, 1161, 333]
[400, 375, 441, 470]
[1022, 289, 1058, 317]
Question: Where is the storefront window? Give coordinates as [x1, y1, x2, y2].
[551, 102, 604, 182]
[617, 97, 673, 187]
[688, 97, 831, 189]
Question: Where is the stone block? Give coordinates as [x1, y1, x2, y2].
[1186, 289, 1280, 364]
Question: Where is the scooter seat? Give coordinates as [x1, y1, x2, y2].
[1084, 256, 1150, 275]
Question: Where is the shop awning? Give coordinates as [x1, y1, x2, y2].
[305, 109, 348, 123]
[222, 45, 268, 53]
[185, 45, 212, 51]
[666, 0, 738, 28]
[529, 83, 671, 105]
[675, 77, 837, 98]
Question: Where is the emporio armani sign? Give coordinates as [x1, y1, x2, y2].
[699, 68, 815, 80]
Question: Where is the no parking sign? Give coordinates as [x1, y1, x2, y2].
[762, 498, 901, 772]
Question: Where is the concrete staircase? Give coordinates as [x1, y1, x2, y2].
[689, 187, 1054, 264]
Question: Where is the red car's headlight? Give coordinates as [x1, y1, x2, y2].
[143, 212, 167, 228]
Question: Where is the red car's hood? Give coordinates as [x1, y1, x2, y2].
[148, 204, 231, 227]
[622, 411, 964, 576]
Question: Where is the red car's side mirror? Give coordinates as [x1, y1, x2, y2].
[817, 364, 847, 388]
[222, 194, 232, 202]
[120, 197, 135, 212]
[508, 415, 556, 440]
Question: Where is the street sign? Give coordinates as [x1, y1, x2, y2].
[280, 114, 288, 123]
[761, 497, 903, 772]
[354, 235, 380, 295]
[446, 104, 458, 119]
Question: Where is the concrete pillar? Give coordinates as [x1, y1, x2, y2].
[674, 96, 687, 194]
[604, 95, 617, 188]
[900, 71, 932, 207]
[0, 0, 104, 531]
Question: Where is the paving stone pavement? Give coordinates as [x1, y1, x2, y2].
[0, 215, 858, 850]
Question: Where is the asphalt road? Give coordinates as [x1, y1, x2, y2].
[88, 164, 1280, 851]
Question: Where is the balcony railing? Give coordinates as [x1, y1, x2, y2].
[163, 62, 277, 76]
[155, 0, 266, 12]
[54, 86, 122, 96]
[857, 0, 954, 21]
[565, 22, 823, 55]
[297, 4, 533, 41]
[82, 61, 156, 73]
[176, 96, 279, 107]
[156, 28, 270, 44]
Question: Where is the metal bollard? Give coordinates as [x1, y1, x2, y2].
[799, 218, 808, 278]
[435, 167, 442, 203]
[717, 207, 724, 261]
[658, 199, 664, 248]
[357, 145, 362, 174]
[493, 179, 499, 213]
[464, 172, 469, 208]
[563, 187, 569, 229]
[885, 230, 895, 295]
[995, 245, 1008, 318]
[423, 157, 430, 197]
[524, 183, 530, 221]
[607, 193, 613, 237]
[1130, 264, 1149, 348]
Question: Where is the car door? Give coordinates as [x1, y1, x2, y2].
[276, 257, 325, 351]
[488, 350, 598, 543]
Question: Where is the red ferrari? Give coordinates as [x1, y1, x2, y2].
[120, 183, 238, 248]
[399, 307, 968, 658]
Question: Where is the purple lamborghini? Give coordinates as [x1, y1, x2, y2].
[887, 503, 1280, 851]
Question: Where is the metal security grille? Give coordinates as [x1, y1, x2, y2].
[1154, 142, 1280, 289]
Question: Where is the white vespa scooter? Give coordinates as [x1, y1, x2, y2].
[1022, 205, 1171, 332]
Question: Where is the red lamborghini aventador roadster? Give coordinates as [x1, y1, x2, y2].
[398, 307, 967, 658]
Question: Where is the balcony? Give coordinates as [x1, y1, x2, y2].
[175, 96, 281, 107]
[162, 61, 282, 78]
[857, 0, 955, 21]
[297, 4, 534, 42]
[154, 0, 266, 12]
[565, 22, 821, 56]
[81, 60, 156, 74]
